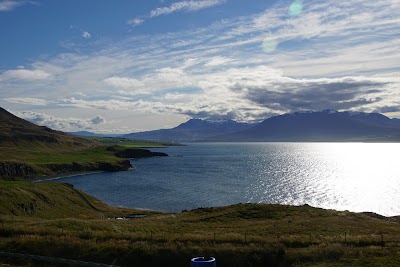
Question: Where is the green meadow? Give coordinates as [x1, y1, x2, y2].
[1, 181, 400, 266]
[0, 137, 170, 180]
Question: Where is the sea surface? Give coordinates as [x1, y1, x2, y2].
[55, 143, 400, 216]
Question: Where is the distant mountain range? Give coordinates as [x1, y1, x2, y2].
[124, 110, 400, 142]
[123, 119, 253, 142]
[68, 131, 123, 138]
[3, 107, 400, 143]
[211, 110, 400, 142]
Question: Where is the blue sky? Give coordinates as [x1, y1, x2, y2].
[0, 0, 399, 133]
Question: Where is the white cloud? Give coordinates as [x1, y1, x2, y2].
[52, 65, 400, 122]
[128, 0, 225, 27]
[150, 0, 225, 17]
[0, 0, 19, 11]
[0, 0, 34, 12]
[82, 31, 91, 39]
[204, 56, 233, 67]
[104, 67, 196, 95]
[2, 0, 400, 131]
[104, 77, 145, 91]
[127, 18, 144, 27]
[15, 111, 107, 131]
[4, 97, 48, 106]
[0, 69, 51, 80]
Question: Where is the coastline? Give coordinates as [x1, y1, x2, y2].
[31, 171, 105, 183]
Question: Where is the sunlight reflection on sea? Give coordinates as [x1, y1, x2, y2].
[56, 143, 400, 216]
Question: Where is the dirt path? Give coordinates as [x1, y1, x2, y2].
[66, 185, 105, 220]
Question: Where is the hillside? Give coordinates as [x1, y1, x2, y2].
[1, 199, 400, 266]
[0, 181, 149, 220]
[212, 110, 400, 142]
[0, 108, 168, 180]
[0, 107, 96, 150]
[124, 119, 253, 142]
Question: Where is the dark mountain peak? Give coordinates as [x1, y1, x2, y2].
[322, 109, 338, 114]
[177, 119, 207, 127]
[275, 109, 389, 121]
[177, 118, 244, 129]
[124, 118, 253, 142]
[216, 109, 400, 142]
[0, 107, 35, 127]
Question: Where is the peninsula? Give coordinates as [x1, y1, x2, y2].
[0, 107, 168, 181]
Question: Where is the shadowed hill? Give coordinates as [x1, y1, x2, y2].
[0, 108, 133, 180]
[0, 107, 96, 150]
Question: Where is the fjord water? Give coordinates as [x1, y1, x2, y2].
[56, 143, 400, 216]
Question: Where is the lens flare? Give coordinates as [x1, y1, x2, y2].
[289, 0, 303, 17]
[262, 37, 278, 53]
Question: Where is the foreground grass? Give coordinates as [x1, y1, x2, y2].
[1, 183, 400, 266]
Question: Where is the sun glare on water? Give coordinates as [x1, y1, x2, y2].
[248, 143, 400, 216]
[311, 143, 400, 215]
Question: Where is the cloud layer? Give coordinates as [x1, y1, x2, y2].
[15, 111, 106, 131]
[1, 0, 400, 132]
[0, 69, 51, 81]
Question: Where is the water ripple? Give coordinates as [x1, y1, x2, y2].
[56, 143, 400, 216]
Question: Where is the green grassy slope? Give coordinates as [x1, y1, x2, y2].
[0, 181, 147, 220]
[2, 199, 400, 267]
[0, 108, 169, 180]
[0, 107, 131, 180]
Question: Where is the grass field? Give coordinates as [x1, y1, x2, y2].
[0, 137, 170, 163]
[83, 136, 178, 148]
[1, 181, 400, 267]
[0, 137, 171, 180]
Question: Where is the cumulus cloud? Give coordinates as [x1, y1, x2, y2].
[203, 66, 399, 115]
[82, 31, 91, 39]
[16, 111, 107, 131]
[40, 61, 387, 123]
[0, 69, 51, 81]
[104, 67, 195, 95]
[127, 18, 144, 27]
[90, 115, 106, 124]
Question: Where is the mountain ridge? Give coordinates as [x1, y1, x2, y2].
[210, 109, 400, 142]
[123, 118, 253, 142]
[0, 107, 96, 149]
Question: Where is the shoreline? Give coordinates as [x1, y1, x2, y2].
[31, 171, 105, 183]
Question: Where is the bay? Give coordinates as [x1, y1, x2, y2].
[55, 143, 400, 216]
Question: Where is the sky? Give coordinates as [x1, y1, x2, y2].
[0, 0, 399, 134]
